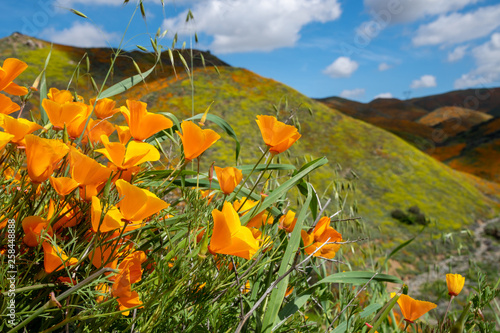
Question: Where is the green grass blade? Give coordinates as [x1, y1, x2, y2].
[261, 183, 313, 332]
[313, 271, 403, 286]
[98, 64, 155, 99]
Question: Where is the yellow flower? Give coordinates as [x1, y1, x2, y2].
[209, 202, 260, 260]
[214, 166, 242, 195]
[256, 115, 301, 155]
[279, 210, 297, 233]
[177, 121, 220, 162]
[96, 135, 160, 170]
[446, 274, 465, 297]
[0, 58, 28, 96]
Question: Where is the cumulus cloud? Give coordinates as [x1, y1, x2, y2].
[447, 45, 469, 62]
[378, 62, 391, 71]
[162, 0, 341, 53]
[412, 4, 500, 46]
[454, 33, 500, 88]
[363, 0, 479, 23]
[340, 88, 365, 99]
[323, 57, 359, 78]
[40, 22, 119, 47]
[410, 75, 437, 89]
[374, 92, 393, 99]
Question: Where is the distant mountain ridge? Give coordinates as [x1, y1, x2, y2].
[317, 88, 500, 183]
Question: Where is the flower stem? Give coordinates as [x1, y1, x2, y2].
[231, 147, 269, 202]
[441, 295, 454, 331]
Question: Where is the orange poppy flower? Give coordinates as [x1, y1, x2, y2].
[209, 202, 260, 260]
[115, 125, 131, 144]
[0, 58, 28, 96]
[256, 115, 301, 155]
[0, 132, 14, 151]
[96, 135, 159, 170]
[22, 207, 54, 247]
[89, 97, 119, 119]
[0, 94, 20, 114]
[49, 176, 79, 196]
[0, 114, 42, 145]
[91, 196, 126, 233]
[279, 210, 298, 233]
[24, 134, 69, 184]
[47, 88, 74, 104]
[82, 119, 115, 145]
[446, 274, 465, 297]
[120, 99, 173, 141]
[215, 166, 243, 195]
[393, 294, 437, 323]
[42, 241, 78, 273]
[112, 251, 147, 315]
[115, 179, 169, 224]
[42, 99, 91, 137]
[177, 121, 220, 162]
[301, 216, 342, 259]
[69, 147, 112, 187]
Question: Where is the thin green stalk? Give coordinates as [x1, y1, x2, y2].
[236, 156, 273, 212]
[231, 147, 269, 202]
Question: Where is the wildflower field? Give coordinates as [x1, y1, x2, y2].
[1, 3, 499, 333]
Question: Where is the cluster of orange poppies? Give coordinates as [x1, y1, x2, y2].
[1, 57, 348, 316]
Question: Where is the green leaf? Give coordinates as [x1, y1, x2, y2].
[274, 289, 314, 330]
[98, 64, 155, 99]
[369, 295, 400, 333]
[313, 271, 403, 286]
[38, 44, 53, 125]
[237, 164, 296, 173]
[187, 113, 241, 163]
[261, 183, 313, 332]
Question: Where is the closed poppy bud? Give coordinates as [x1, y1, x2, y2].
[446, 274, 465, 297]
[214, 166, 242, 195]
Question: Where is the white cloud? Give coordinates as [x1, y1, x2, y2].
[374, 92, 393, 99]
[363, 0, 479, 23]
[378, 62, 391, 71]
[412, 4, 500, 46]
[40, 22, 119, 47]
[454, 33, 500, 88]
[447, 45, 469, 62]
[340, 88, 365, 99]
[323, 57, 359, 78]
[162, 0, 341, 53]
[410, 75, 437, 89]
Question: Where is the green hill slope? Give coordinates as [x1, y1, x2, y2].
[1, 33, 499, 243]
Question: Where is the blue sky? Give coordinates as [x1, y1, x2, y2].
[2, 0, 500, 102]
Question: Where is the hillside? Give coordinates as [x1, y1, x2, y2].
[317, 89, 500, 183]
[1, 33, 499, 247]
